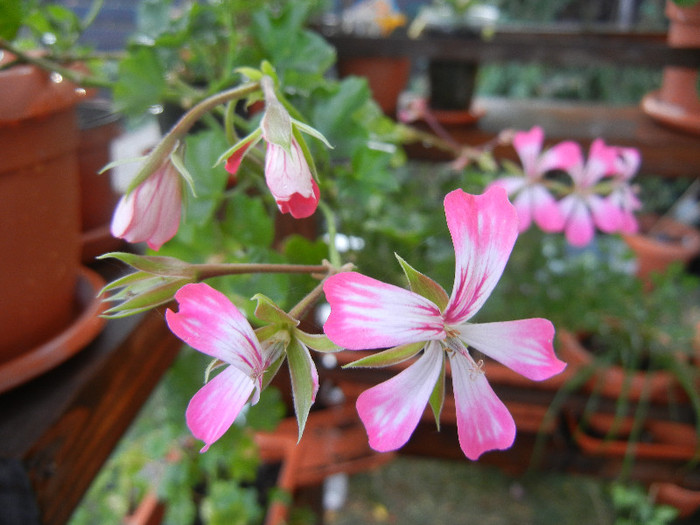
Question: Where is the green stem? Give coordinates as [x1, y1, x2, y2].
[318, 200, 342, 268]
[287, 262, 354, 321]
[196, 262, 328, 281]
[127, 81, 261, 193]
[0, 37, 114, 89]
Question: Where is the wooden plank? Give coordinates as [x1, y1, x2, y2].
[323, 27, 700, 68]
[0, 304, 182, 525]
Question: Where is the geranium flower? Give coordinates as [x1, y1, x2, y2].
[166, 283, 283, 452]
[223, 76, 329, 219]
[558, 139, 625, 247]
[489, 126, 580, 233]
[111, 157, 182, 250]
[323, 187, 565, 460]
[607, 146, 641, 234]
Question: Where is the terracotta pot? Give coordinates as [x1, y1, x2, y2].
[641, 1, 700, 134]
[76, 98, 125, 261]
[556, 330, 690, 404]
[622, 215, 700, 285]
[652, 481, 700, 519]
[0, 57, 85, 360]
[336, 56, 411, 116]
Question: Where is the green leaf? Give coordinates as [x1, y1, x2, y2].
[286, 338, 316, 441]
[428, 356, 446, 430]
[253, 294, 298, 327]
[343, 342, 425, 368]
[396, 254, 449, 311]
[220, 192, 274, 248]
[0, 0, 24, 40]
[113, 46, 167, 117]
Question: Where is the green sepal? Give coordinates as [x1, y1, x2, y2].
[97, 252, 195, 277]
[428, 354, 446, 431]
[204, 358, 226, 383]
[260, 77, 292, 150]
[292, 126, 320, 182]
[255, 324, 285, 342]
[396, 254, 449, 311]
[234, 66, 264, 82]
[214, 127, 262, 167]
[170, 143, 197, 197]
[342, 341, 425, 369]
[260, 354, 286, 391]
[292, 119, 333, 150]
[99, 154, 147, 174]
[101, 277, 191, 318]
[286, 338, 317, 441]
[253, 294, 299, 328]
[294, 330, 341, 353]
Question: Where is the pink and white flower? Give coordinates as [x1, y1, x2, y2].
[323, 187, 566, 460]
[607, 146, 641, 234]
[111, 158, 182, 251]
[224, 76, 326, 219]
[166, 283, 282, 452]
[489, 126, 580, 233]
[558, 139, 625, 247]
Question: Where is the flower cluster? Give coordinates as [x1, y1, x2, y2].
[489, 126, 641, 247]
[102, 69, 589, 462]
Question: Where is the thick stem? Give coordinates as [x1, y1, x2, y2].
[196, 262, 328, 281]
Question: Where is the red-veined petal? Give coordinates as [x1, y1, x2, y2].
[356, 343, 443, 452]
[186, 366, 255, 452]
[166, 283, 263, 374]
[443, 187, 519, 324]
[456, 319, 565, 381]
[449, 351, 515, 460]
[323, 272, 444, 350]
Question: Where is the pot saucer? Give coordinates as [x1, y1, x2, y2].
[641, 90, 700, 136]
[0, 266, 107, 394]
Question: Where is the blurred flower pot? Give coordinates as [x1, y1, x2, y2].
[623, 215, 700, 285]
[641, 1, 700, 135]
[76, 98, 123, 261]
[0, 56, 85, 361]
[336, 56, 411, 116]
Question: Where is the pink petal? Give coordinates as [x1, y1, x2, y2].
[529, 185, 565, 233]
[613, 147, 640, 180]
[443, 187, 519, 325]
[456, 319, 565, 381]
[537, 141, 582, 173]
[166, 283, 263, 374]
[590, 195, 623, 234]
[449, 351, 516, 460]
[512, 191, 534, 232]
[559, 195, 594, 247]
[277, 178, 320, 219]
[265, 140, 315, 206]
[186, 366, 255, 452]
[513, 126, 544, 177]
[488, 176, 526, 196]
[581, 139, 616, 186]
[356, 343, 443, 452]
[323, 272, 444, 350]
[110, 161, 182, 251]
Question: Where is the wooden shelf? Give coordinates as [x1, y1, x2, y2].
[0, 298, 182, 525]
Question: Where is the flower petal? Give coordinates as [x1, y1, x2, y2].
[559, 195, 595, 247]
[277, 178, 320, 219]
[111, 161, 182, 251]
[356, 343, 443, 452]
[323, 272, 444, 350]
[537, 140, 582, 173]
[529, 185, 565, 233]
[513, 126, 544, 177]
[186, 366, 255, 452]
[443, 187, 519, 325]
[449, 351, 515, 460]
[457, 319, 565, 381]
[265, 140, 315, 205]
[166, 283, 263, 374]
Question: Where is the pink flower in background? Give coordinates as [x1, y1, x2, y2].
[558, 139, 625, 247]
[264, 138, 320, 219]
[111, 159, 182, 250]
[166, 283, 282, 452]
[323, 188, 565, 460]
[607, 146, 642, 234]
[489, 126, 581, 233]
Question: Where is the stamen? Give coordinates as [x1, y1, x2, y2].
[470, 359, 485, 380]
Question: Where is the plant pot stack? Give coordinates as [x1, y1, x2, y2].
[0, 57, 86, 366]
